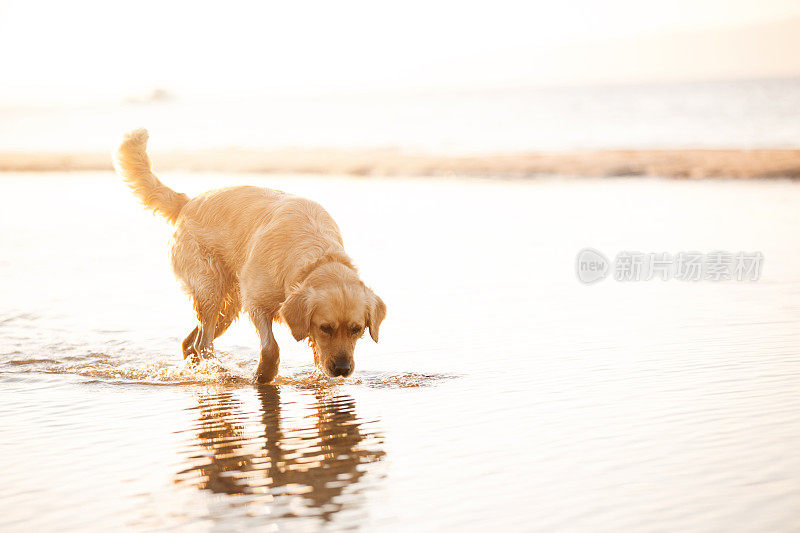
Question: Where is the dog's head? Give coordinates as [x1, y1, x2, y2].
[279, 265, 386, 378]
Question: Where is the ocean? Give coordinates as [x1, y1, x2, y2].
[1, 77, 799, 154]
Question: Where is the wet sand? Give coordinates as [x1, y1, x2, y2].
[1, 148, 799, 178]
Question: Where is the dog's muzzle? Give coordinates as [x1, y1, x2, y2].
[327, 358, 352, 377]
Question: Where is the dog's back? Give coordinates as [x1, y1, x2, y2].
[176, 186, 344, 282]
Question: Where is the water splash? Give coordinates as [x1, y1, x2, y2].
[274, 369, 457, 389]
[4, 350, 456, 389]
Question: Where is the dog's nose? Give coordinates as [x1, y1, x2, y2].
[331, 359, 352, 377]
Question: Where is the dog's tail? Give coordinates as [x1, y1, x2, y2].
[113, 129, 189, 224]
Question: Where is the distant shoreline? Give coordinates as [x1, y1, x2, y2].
[1, 148, 799, 179]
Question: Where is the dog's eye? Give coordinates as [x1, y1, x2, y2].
[350, 326, 363, 336]
[320, 324, 334, 335]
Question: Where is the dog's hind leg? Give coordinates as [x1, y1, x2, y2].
[212, 286, 242, 340]
[182, 288, 240, 360]
[173, 238, 236, 359]
[191, 295, 221, 359]
[182, 285, 241, 359]
[182, 327, 199, 359]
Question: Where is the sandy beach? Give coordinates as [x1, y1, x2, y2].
[1, 148, 799, 179]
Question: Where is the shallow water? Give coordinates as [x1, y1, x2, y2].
[4, 78, 800, 153]
[2, 173, 800, 531]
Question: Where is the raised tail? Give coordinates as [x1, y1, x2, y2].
[113, 129, 189, 224]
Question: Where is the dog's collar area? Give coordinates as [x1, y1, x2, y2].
[293, 249, 357, 287]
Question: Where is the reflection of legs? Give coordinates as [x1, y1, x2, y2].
[251, 309, 280, 383]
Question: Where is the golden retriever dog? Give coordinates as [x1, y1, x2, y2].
[113, 129, 386, 383]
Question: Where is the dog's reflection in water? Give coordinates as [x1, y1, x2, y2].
[176, 386, 386, 522]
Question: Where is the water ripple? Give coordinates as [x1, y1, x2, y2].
[173, 388, 387, 524]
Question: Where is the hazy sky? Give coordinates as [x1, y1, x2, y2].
[1, 0, 799, 103]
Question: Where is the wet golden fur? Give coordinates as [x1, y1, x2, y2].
[114, 129, 386, 383]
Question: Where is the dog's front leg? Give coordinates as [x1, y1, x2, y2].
[253, 313, 280, 384]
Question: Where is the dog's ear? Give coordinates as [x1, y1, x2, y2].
[280, 286, 315, 341]
[365, 288, 386, 343]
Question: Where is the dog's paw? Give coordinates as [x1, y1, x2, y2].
[183, 348, 216, 367]
[182, 341, 197, 360]
[254, 360, 279, 384]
